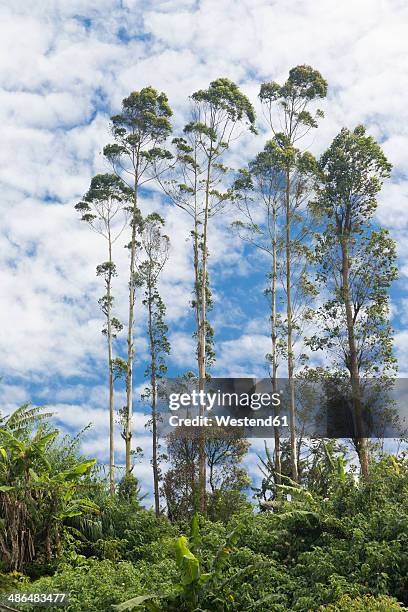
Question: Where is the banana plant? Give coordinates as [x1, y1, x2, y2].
[0, 416, 97, 572]
[0, 403, 54, 438]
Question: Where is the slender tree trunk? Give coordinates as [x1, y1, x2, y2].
[209, 456, 215, 493]
[107, 238, 115, 494]
[270, 203, 281, 485]
[193, 220, 201, 510]
[340, 234, 369, 479]
[197, 157, 212, 513]
[193, 147, 202, 512]
[147, 281, 160, 516]
[124, 176, 139, 475]
[193, 223, 202, 372]
[285, 167, 299, 483]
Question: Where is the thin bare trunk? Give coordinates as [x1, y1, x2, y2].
[270, 202, 281, 484]
[124, 178, 139, 475]
[147, 280, 160, 516]
[193, 220, 201, 511]
[340, 235, 369, 478]
[285, 167, 299, 483]
[197, 157, 212, 513]
[107, 238, 115, 494]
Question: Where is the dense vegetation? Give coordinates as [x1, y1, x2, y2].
[1, 66, 407, 610]
[0, 406, 407, 610]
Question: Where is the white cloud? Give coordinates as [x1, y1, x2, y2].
[216, 334, 271, 378]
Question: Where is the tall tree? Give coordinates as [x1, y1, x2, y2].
[308, 125, 396, 478]
[137, 213, 170, 517]
[104, 87, 172, 475]
[233, 139, 286, 484]
[162, 425, 250, 523]
[259, 65, 327, 481]
[75, 173, 130, 494]
[163, 79, 256, 511]
[162, 428, 198, 523]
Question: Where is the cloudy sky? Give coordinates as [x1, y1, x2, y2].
[1, 0, 408, 500]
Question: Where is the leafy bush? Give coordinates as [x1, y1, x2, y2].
[317, 594, 407, 611]
[114, 514, 261, 611]
[20, 558, 178, 612]
[3, 404, 408, 611]
[0, 570, 29, 591]
[119, 510, 177, 563]
[0, 407, 98, 574]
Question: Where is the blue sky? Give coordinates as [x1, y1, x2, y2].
[1, 0, 408, 501]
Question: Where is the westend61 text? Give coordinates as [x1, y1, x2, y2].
[168, 414, 289, 428]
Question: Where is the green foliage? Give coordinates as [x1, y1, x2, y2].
[114, 513, 257, 611]
[21, 559, 178, 612]
[317, 594, 406, 611]
[0, 570, 29, 591]
[117, 474, 141, 504]
[104, 86, 173, 184]
[0, 403, 54, 437]
[207, 489, 252, 524]
[310, 128, 396, 367]
[75, 173, 132, 230]
[163, 425, 250, 523]
[191, 77, 256, 131]
[2, 452, 408, 611]
[315, 125, 391, 221]
[0, 409, 97, 574]
[259, 64, 327, 135]
[137, 213, 171, 381]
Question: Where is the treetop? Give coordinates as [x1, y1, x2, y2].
[191, 77, 256, 130]
[259, 64, 328, 104]
[108, 86, 173, 146]
[316, 124, 392, 226]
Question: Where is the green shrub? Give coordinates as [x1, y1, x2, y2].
[119, 510, 178, 562]
[0, 570, 29, 591]
[20, 558, 178, 612]
[317, 594, 407, 611]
